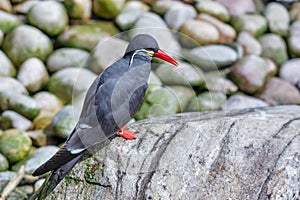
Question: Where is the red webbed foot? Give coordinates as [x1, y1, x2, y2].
[118, 126, 136, 140]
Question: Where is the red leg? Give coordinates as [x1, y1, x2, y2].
[118, 126, 136, 140]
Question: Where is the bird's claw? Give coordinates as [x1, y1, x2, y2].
[118, 126, 136, 140]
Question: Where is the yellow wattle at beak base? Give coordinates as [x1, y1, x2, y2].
[146, 52, 154, 57]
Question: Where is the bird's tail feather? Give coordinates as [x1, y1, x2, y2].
[30, 153, 83, 200]
[32, 146, 81, 176]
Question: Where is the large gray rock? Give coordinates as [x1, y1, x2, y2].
[38, 105, 300, 200]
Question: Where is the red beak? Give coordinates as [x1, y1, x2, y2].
[153, 49, 179, 66]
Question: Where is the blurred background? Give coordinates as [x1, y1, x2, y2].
[0, 0, 300, 198]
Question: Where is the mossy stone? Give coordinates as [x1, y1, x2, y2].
[0, 129, 32, 164]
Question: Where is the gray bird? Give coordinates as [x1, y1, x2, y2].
[31, 34, 178, 198]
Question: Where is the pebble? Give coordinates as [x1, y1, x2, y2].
[0, 0, 12, 12]
[168, 86, 195, 112]
[221, 94, 269, 110]
[144, 87, 179, 118]
[17, 58, 49, 93]
[288, 21, 300, 57]
[33, 92, 63, 115]
[130, 12, 181, 56]
[279, 58, 300, 85]
[52, 106, 76, 139]
[2, 25, 53, 67]
[186, 91, 226, 112]
[85, 37, 128, 74]
[93, 0, 125, 19]
[12, 145, 58, 174]
[1, 110, 32, 131]
[0, 171, 16, 192]
[264, 2, 290, 36]
[197, 14, 236, 43]
[229, 55, 269, 94]
[0, 50, 16, 77]
[0, 10, 20, 33]
[155, 62, 204, 87]
[27, 1, 69, 36]
[0, 91, 41, 119]
[258, 77, 300, 105]
[289, 2, 300, 21]
[13, 0, 39, 14]
[47, 48, 89, 73]
[0, 77, 28, 95]
[57, 22, 118, 51]
[152, 0, 180, 15]
[0, 153, 9, 171]
[205, 74, 238, 95]
[217, 0, 256, 16]
[0, 129, 32, 164]
[196, 0, 230, 22]
[180, 19, 219, 46]
[237, 31, 262, 55]
[64, 0, 92, 19]
[231, 14, 267, 37]
[115, 1, 148, 30]
[48, 67, 97, 104]
[164, 2, 197, 31]
[259, 33, 288, 66]
[27, 130, 47, 147]
[183, 45, 238, 71]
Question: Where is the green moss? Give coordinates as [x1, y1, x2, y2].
[57, 22, 118, 51]
[0, 129, 32, 164]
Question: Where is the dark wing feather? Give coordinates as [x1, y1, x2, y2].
[129, 84, 148, 117]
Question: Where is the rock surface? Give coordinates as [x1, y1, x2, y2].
[40, 105, 300, 200]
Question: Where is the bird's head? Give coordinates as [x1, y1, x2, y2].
[125, 34, 179, 66]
